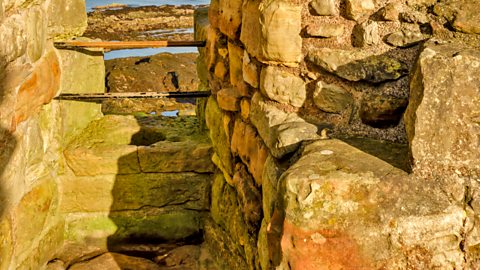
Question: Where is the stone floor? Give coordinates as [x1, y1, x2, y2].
[47, 243, 218, 270]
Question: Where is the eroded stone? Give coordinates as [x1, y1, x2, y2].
[360, 94, 408, 128]
[310, 0, 337, 16]
[306, 23, 344, 38]
[313, 81, 352, 113]
[260, 66, 306, 107]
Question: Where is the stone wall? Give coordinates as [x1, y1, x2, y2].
[196, 0, 480, 269]
[60, 115, 214, 252]
[0, 0, 103, 269]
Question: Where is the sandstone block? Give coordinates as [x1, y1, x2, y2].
[313, 81, 352, 113]
[310, 0, 337, 16]
[232, 164, 262, 228]
[61, 173, 211, 213]
[231, 119, 268, 185]
[250, 93, 318, 158]
[241, 1, 302, 64]
[378, 2, 401, 21]
[385, 27, 426, 48]
[57, 47, 104, 143]
[452, 2, 480, 34]
[352, 20, 379, 47]
[279, 139, 465, 269]
[0, 218, 13, 270]
[14, 50, 60, 128]
[306, 23, 344, 37]
[47, 0, 87, 39]
[260, 66, 306, 108]
[66, 210, 204, 245]
[26, 6, 47, 62]
[16, 221, 64, 270]
[218, 0, 242, 39]
[243, 51, 259, 88]
[308, 48, 408, 83]
[69, 252, 161, 270]
[64, 143, 140, 176]
[345, 0, 375, 21]
[205, 97, 233, 175]
[13, 177, 57, 256]
[405, 41, 480, 178]
[138, 141, 214, 173]
[360, 94, 408, 128]
[240, 98, 250, 120]
[228, 42, 244, 88]
[217, 87, 242, 112]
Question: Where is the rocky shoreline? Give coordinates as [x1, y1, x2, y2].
[84, 4, 205, 41]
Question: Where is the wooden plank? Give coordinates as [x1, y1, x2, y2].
[56, 91, 211, 101]
[54, 40, 206, 50]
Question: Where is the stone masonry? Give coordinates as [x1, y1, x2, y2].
[0, 0, 102, 269]
[196, 0, 480, 269]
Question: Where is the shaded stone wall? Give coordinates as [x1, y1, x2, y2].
[0, 0, 103, 269]
[59, 115, 214, 253]
[196, 0, 480, 269]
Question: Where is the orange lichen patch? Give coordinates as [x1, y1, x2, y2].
[14, 51, 60, 128]
[281, 221, 372, 270]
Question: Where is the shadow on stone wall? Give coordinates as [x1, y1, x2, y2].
[103, 115, 208, 267]
[0, 68, 17, 219]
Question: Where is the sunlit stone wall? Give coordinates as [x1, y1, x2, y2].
[196, 0, 480, 269]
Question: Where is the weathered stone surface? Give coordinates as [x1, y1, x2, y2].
[313, 81, 353, 113]
[352, 21, 379, 47]
[378, 2, 401, 21]
[405, 41, 480, 178]
[232, 164, 262, 229]
[0, 218, 13, 270]
[451, 2, 480, 34]
[69, 252, 161, 270]
[25, 6, 47, 63]
[16, 221, 64, 270]
[214, 61, 227, 80]
[204, 218, 249, 270]
[47, 0, 87, 39]
[241, 1, 302, 64]
[57, 47, 104, 143]
[306, 23, 344, 38]
[231, 119, 268, 185]
[228, 42, 245, 89]
[61, 173, 211, 213]
[279, 139, 466, 269]
[208, 173, 259, 269]
[240, 98, 250, 120]
[217, 87, 242, 111]
[138, 141, 214, 173]
[12, 177, 57, 256]
[360, 94, 408, 128]
[399, 10, 429, 24]
[66, 209, 204, 245]
[385, 28, 426, 48]
[218, 0, 242, 39]
[160, 245, 201, 269]
[243, 51, 259, 88]
[334, 55, 408, 83]
[64, 115, 141, 176]
[260, 66, 306, 107]
[310, 0, 337, 16]
[345, 0, 375, 21]
[205, 97, 233, 175]
[105, 53, 200, 94]
[14, 50, 60, 128]
[250, 93, 319, 158]
[308, 49, 408, 83]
